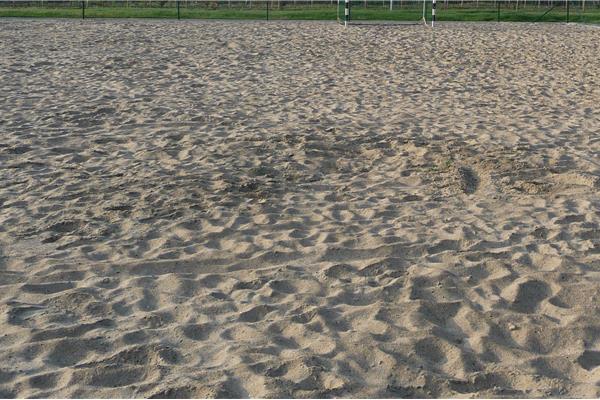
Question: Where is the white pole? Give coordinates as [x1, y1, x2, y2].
[345, 0, 349, 26]
[390, 0, 392, 11]
[432, 0, 436, 26]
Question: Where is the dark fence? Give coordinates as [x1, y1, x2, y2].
[0, 0, 598, 23]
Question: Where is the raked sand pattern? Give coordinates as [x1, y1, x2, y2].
[1, 19, 600, 398]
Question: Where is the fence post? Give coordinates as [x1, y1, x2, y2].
[432, 0, 436, 26]
[566, 0, 569, 21]
[81, 0, 85, 19]
[266, 0, 269, 20]
[177, 0, 180, 19]
[497, 0, 500, 20]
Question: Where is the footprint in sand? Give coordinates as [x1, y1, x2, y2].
[502, 278, 552, 314]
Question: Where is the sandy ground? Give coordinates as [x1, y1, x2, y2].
[1, 18, 600, 398]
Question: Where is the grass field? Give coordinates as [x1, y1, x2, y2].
[0, 3, 599, 22]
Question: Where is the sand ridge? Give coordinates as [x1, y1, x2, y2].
[0, 19, 600, 397]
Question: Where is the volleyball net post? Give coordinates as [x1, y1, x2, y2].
[344, 0, 349, 27]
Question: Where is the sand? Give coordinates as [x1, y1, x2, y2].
[1, 18, 599, 398]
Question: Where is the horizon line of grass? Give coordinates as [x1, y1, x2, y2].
[0, 5, 598, 22]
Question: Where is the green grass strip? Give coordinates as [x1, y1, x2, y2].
[0, 5, 598, 22]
